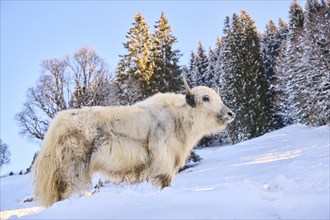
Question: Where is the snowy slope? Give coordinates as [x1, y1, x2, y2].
[1, 124, 329, 219]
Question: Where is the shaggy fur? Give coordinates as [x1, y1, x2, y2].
[33, 84, 235, 207]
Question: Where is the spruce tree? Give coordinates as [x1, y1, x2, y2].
[278, 18, 289, 41]
[187, 42, 209, 87]
[261, 20, 285, 129]
[186, 51, 197, 87]
[276, 0, 305, 124]
[218, 16, 238, 144]
[289, 0, 305, 41]
[300, 0, 330, 125]
[206, 38, 222, 88]
[272, 18, 289, 126]
[150, 11, 182, 94]
[276, 0, 329, 126]
[115, 13, 154, 104]
[196, 41, 209, 86]
[220, 10, 273, 142]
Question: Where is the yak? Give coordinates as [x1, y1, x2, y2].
[33, 78, 235, 207]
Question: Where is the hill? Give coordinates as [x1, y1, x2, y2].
[1, 124, 329, 219]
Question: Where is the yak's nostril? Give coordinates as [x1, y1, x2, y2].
[227, 111, 235, 118]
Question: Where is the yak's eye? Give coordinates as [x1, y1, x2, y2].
[202, 95, 210, 102]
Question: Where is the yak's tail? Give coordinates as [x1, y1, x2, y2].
[32, 118, 65, 207]
[32, 111, 93, 207]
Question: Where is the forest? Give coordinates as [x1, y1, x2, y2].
[15, 0, 329, 152]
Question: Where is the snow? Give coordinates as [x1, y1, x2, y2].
[1, 124, 329, 219]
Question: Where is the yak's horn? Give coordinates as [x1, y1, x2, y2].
[183, 77, 193, 94]
[214, 85, 220, 94]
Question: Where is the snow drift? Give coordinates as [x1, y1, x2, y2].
[0, 124, 329, 219]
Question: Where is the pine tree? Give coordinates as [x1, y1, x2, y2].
[213, 37, 223, 86]
[299, 0, 330, 125]
[115, 59, 141, 105]
[276, 0, 305, 125]
[276, 0, 330, 126]
[196, 41, 209, 86]
[278, 18, 289, 41]
[186, 40, 226, 148]
[262, 20, 279, 83]
[115, 13, 154, 105]
[186, 51, 197, 87]
[261, 20, 285, 129]
[205, 38, 222, 88]
[181, 51, 196, 87]
[289, 0, 305, 41]
[223, 16, 231, 36]
[150, 11, 182, 94]
[187, 42, 209, 87]
[271, 18, 289, 126]
[220, 10, 273, 142]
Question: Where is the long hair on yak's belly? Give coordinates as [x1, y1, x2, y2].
[33, 78, 235, 207]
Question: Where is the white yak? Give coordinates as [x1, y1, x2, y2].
[33, 78, 235, 207]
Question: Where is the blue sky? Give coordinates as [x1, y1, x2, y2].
[1, 0, 306, 174]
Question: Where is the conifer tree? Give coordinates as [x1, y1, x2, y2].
[299, 0, 330, 125]
[150, 11, 182, 94]
[186, 51, 197, 87]
[196, 41, 209, 86]
[115, 13, 154, 104]
[276, 0, 305, 124]
[187, 42, 209, 87]
[289, 0, 305, 40]
[271, 18, 289, 126]
[275, 0, 330, 126]
[205, 38, 222, 88]
[220, 10, 273, 142]
[261, 20, 285, 129]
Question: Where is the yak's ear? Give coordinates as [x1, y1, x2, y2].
[183, 77, 196, 107]
[186, 94, 196, 108]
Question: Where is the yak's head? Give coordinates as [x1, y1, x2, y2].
[183, 78, 235, 129]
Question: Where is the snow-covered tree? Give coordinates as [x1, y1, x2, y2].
[275, 0, 329, 126]
[220, 10, 273, 143]
[195, 41, 209, 86]
[185, 51, 197, 87]
[205, 38, 222, 88]
[289, 0, 305, 41]
[186, 41, 209, 87]
[261, 19, 286, 129]
[298, 0, 330, 125]
[269, 18, 290, 127]
[275, 0, 305, 125]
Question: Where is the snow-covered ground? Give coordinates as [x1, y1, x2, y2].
[1, 124, 329, 219]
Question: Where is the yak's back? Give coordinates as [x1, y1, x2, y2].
[136, 92, 186, 109]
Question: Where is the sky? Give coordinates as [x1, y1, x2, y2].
[0, 0, 307, 174]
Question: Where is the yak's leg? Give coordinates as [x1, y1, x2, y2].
[152, 174, 173, 189]
[149, 142, 176, 189]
